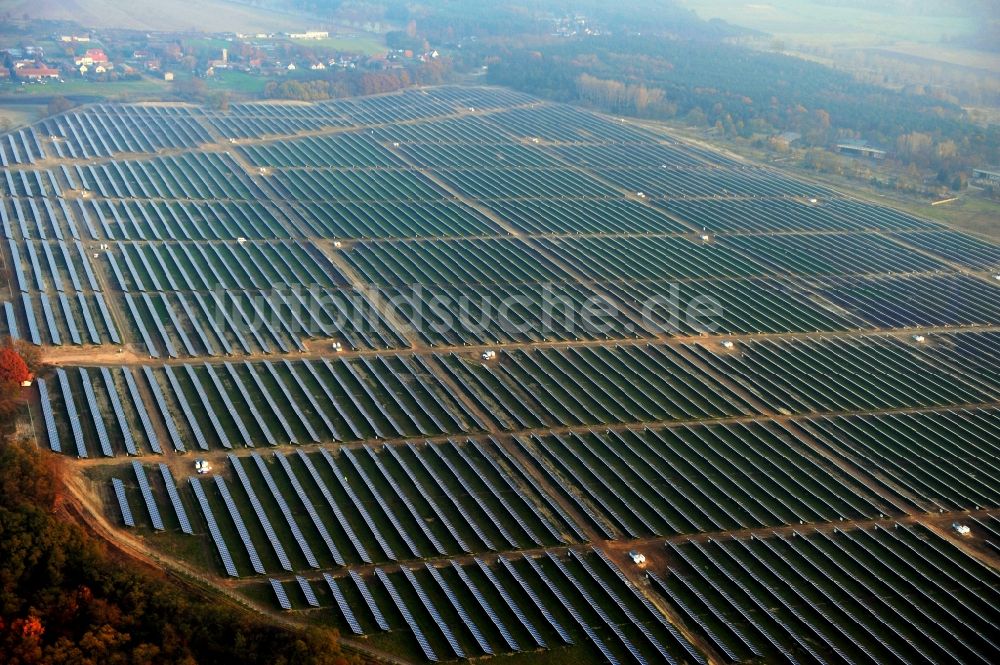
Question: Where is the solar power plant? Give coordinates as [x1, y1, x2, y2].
[10, 86, 999, 664]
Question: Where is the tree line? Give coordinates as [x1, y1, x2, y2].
[481, 35, 1000, 182]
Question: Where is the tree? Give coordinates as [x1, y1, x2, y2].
[4, 339, 40, 375]
[0, 347, 30, 385]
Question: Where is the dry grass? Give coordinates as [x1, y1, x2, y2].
[0, 104, 46, 130]
[0, 0, 315, 33]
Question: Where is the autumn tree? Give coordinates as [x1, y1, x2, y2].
[0, 347, 29, 385]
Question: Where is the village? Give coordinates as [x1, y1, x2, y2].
[0, 27, 440, 91]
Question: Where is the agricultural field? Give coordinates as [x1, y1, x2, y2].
[2, 85, 999, 664]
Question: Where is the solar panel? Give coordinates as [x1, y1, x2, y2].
[249, 453, 319, 568]
[480, 438, 569, 542]
[142, 367, 184, 451]
[160, 295, 196, 356]
[282, 360, 342, 441]
[223, 362, 276, 445]
[451, 440, 540, 545]
[3, 301, 17, 340]
[37, 378, 61, 453]
[270, 579, 292, 610]
[76, 241, 100, 290]
[41, 241, 62, 291]
[132, 461, 164, 531]
[261, 361, 317, 442]
[159, 463, 193, 534]
[57, 242, 80, 291]
[402, 565, 464, 658]
[571, 549, 675, 665]
[38, 294, 60, 346]
[425, 563, 492, 655]
[383, 444, 470, 553]
[465, 559, 532, 650]
[350, 570, 389, 631]
[301, 359, 363, 440]
[111, 478, 134, 527]
[431, 442, 520, 547]
[8, 240, 27, 291]
[214, 475, 265, 575]
[79, 368, 113, 457]
[25, 240, 45, 291]
[274, 452, 344, 565]
[228, 454, 290, 571]
[142, 293, 177, 358]
[341, 448, 420, 559]
[296, 575, 320, 608]
[57, 368, 87, 458]
[363, 446, 444, 555]
[189, 477, 238, 577]
[295, 450, 369, 563]
[323, 573, 363, 634]
[407, 442, 493, 551]
[94, 293, 121, 344]
[105, 248, 129, 289]
[21, 294, 40, 345]
[377, 569, 438, 662]
[175, 293, 217, 355]
[162, 365, 208, 450]
[320, 448, 395, 561]
[78, 294, 101, 344]
[549, 552, 644, 664]
[99, 367, 137, 455]
[123, 293, 159, 358]
[595, 548, 706, 665]
[242, 362, 296, 443]
[182, 365, 230, 449]
[203, 363, 252, 448]
[503, 555, 572, 645]
[123, 367, 161, 454]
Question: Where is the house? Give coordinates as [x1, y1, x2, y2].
[59, 35, 91, 43]
[17, 66, 60, 80]
[310, 62, 326, 70]
[286, 62, 296, 70]
[289, 30, 329, 40]
[835, 139, 887, 160]
[75, 49, 109, 67]
[163, 71, 174, 81]
[972, 168, 1000, 186]
[771, 131, 801, 150]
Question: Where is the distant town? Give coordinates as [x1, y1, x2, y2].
[0, 27, 447, 87]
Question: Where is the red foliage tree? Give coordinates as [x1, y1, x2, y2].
[0, 346, 31, 385]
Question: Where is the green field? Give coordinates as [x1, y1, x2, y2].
[290, 35, 386, 56]
[683, 0, 975, 47]
[0, 75, 171, 101]
[204, 71, 271, 96]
